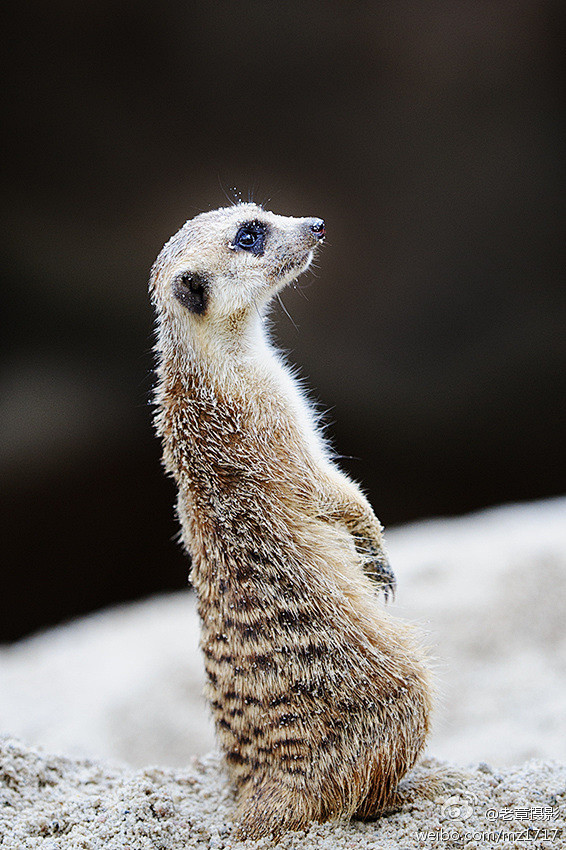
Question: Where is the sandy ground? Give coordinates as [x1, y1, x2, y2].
[1, 497, 565, 846]
[1, 739, 565, 849]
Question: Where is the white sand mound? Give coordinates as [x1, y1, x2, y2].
[388, 496, 566, 765]
[1, 737, 565, 849]
[0, 593, 210, 767]
[1, 497, 564, 769]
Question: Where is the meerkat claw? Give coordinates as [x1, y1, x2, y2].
[366, 555, 397, 601]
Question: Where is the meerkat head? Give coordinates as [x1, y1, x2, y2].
[150, 204, 325, 342]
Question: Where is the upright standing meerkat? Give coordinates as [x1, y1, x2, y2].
[150, 203, 432, 840]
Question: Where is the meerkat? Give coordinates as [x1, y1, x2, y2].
[150, 203, 432, 840]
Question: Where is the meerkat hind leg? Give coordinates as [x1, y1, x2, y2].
[234, 775, 319, 841]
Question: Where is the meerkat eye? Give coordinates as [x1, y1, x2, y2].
[237, 229, 257, 248]
[232, 221, 267, 256]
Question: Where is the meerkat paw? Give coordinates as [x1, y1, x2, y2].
[361, 545, 396, 601]
[234, 777, 313, 841]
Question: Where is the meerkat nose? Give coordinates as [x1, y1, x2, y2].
[309, 218, 325, 239]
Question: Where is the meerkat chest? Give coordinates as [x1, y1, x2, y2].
[163, 354, 326, 492]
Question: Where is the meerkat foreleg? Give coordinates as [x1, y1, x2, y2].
[319, 467, 396, 599]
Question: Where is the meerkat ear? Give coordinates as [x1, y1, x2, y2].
[172, 272, 209, 315]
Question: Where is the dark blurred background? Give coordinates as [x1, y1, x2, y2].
[1, 1, 564, 641]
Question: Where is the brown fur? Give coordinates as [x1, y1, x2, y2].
[150, 203, 432, 839]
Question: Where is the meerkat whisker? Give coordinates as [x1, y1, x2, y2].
[276, 291, 299, 332]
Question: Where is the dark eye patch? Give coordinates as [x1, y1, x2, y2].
[171, 272, 209, 314]
[233, 220, 267, 256]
